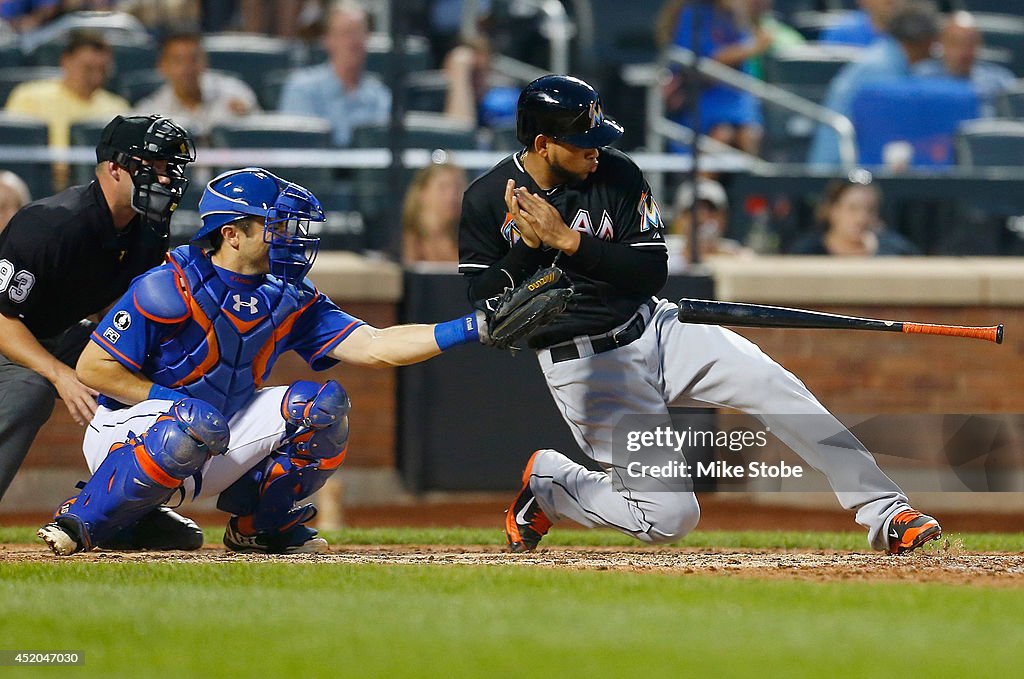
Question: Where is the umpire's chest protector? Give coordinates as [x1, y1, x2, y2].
[148, 245, 315, 417]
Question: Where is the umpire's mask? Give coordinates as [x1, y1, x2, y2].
[96, 115, 197, 235]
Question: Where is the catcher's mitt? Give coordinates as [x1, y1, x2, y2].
[479, 266, 574, 351]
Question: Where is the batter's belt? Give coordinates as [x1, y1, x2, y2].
[546, 298, 657, 363]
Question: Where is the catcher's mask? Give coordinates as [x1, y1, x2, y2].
[96, 115, 196, 235]
[516, 74, 624, 149]
[195, 167, 325, 284]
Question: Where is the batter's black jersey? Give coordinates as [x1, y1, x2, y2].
[0, 181, 167, 339]
[459, 146, 667, 348]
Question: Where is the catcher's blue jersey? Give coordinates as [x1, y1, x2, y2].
[91, 245, 363, 418]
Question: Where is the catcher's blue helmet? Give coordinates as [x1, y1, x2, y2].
[196, 167, 325, 283]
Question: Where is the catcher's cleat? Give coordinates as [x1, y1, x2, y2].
[37, 521, 83, 557]
[223, 516, 328, 554]
[887, 509, 942, 555]
[99, 507, 204, 551]
[505, 450, 553, 553]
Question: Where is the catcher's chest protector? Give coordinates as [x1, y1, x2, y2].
[147, 245, 314, 417]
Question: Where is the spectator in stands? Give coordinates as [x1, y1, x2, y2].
[134, 32, 260, 143]
[915, 11, 1015, 118]
[808, 1, 938, 167]
[0, 170, 30, 233]
[442, 35, 518, 134]
[0, 0, 59, 33]
[669, 177, 752, 268]
[789, 173, 918, 255]
[278, 0, 391, 147]
[820, 0, 901, 47]
[663, 0, 769, 156]
[118, 0, 203, 36]
[401, 160, 466, 264]
[240, 0, 310, 38]
[5, 30, 129, 150]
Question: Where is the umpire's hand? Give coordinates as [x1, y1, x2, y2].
[52, 363, 98, 425]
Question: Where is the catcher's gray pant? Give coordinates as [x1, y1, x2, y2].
[0, 321, 93, 502]
[529, 298, 910, 551]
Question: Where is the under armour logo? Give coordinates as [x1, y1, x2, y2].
[232, 294, 259, 314]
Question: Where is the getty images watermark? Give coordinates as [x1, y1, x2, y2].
[611, 412, 1024, 494]
[624, 425, 805, 482]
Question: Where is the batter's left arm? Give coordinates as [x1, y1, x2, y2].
[512, 188, 667, 296]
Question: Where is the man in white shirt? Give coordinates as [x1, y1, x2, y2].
[135, 32, 260, 143]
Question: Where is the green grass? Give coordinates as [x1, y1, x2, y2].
[3, 527, 1022, 678]
[0, 561, 1022, 679]
[3, 525, 1024, 551]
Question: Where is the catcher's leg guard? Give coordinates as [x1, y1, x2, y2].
[40, 399, 229, 555]
[217, 380, 350, 553]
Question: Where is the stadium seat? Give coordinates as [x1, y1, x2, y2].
[0, 113, 52, 198]
[960, 1, 1024, 16]
[116, 69, 165, 105]
[405, 70, 448, 114]
[209, 113, 335, 202]
[956, 118, 1024, 167]
[760, 45, 863, 163]
[350, 112, 476, 250]
[366, 34, 431, 74]
[67, 118, 114, 187]
[972, 13, 1024, 77]
[852, 78, 979, 167]
[0, 39, 22, 68]
[995, 83, 1024, 119]
[202, 33, 299, 95]
[762, 43, 864, 102]
[0, 66, 62, 107]
[582, 0, 660, 67]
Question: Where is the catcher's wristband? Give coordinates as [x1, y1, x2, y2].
[148, 384, 189, 403]
[434, 313, 480, 351]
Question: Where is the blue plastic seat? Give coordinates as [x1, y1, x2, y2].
[851, 77, 979, 167]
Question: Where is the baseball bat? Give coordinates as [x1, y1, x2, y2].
[677, 298, 1004, 344]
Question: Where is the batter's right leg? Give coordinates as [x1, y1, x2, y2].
[0, 360, 56, 501]
[506, 449, 700, 551]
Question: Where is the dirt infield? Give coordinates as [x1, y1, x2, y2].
[3, 543, 1023, 586]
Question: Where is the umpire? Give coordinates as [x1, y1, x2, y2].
[0, 114, 195, 501]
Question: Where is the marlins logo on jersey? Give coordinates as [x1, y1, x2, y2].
[638, 191, 662, 234]
[501, 212, 522, 245]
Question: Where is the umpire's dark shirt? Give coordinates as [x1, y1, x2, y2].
[0, 181, 167, 340]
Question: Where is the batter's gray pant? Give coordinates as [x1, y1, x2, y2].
[529, 299, 910, 551]
[0, 321, 94, 502]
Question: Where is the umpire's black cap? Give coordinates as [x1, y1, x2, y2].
[516, 74, 624, 149]
[95, 114, 195, 166]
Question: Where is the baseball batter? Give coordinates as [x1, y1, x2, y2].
[459, 75, 941, 555]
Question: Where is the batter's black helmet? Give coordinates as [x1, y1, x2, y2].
[516, 74, 623, 149]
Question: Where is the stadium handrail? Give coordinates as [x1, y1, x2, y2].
[661, 45, 859, 170]
[0, 145, 751, 174]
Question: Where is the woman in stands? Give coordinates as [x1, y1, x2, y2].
[789, 173, 919, 256]
[401, 161, 467, 264]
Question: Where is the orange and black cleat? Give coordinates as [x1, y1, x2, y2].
[887, 509, 942, 555]
[504, 450, 553, 553]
